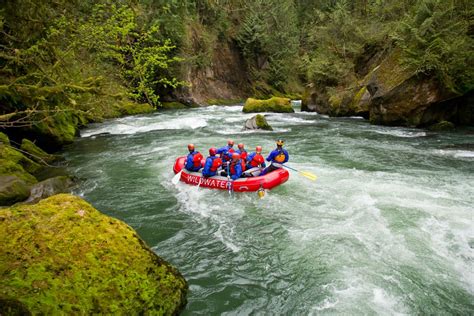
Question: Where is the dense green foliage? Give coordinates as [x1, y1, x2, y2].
[0, 0, 185, 129]
[0, 0, 472, 130]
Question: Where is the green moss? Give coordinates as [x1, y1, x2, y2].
[349, 86, 370, 114]
[0, 194, 188, 314]
[205, 99, 244, 106]
[328, 94, 343, 113]
[0, 175, 32, 206]
[0, 132, 10, 145]
[428, 120, 455, 131]
[0, 159, 37, 184]
[242, 97, 294, 113]
[364, 49, 412, 92]
[118, 102, 155, 115]
[0, 144, 42, 177]
[20, 139, 57, 165]
[161, 102, 188, 109]
[255, 114, 273, 131]
[33, 112, 77, 146]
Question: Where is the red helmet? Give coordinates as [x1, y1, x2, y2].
[231, 152, 240, 160]
[188, 144, 195, 151]
[209, 147, 217, 156]
[256, 146, 262, 153]
[238, 143, 244, 149]
[228, 140, 234, 146]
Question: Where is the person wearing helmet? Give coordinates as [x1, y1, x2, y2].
[235, 143, 248, 160]
[262, 139, 289, 175]
[246, 146, 266, 170]
[235, 143, 247, 172]
[216, 139, 235, 163]
[228, 152, 243, 180]
[202, 147, 222, 177]
[185, 143, 203, 172]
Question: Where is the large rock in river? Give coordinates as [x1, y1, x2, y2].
[243, 97, 294, 113]
[0, 194, 188, 314]
[243, 114, 273, 131]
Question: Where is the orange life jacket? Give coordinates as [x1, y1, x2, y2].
[230, 160, 239, 175]
[250, 154, 265, 167]
[274, 150, 286, 163]
[210, 157, 222, 172]
[192, 152, 203, 168]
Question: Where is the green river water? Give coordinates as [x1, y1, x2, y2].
[63, 103, 474, 315]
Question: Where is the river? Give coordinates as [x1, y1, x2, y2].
[62, 103, 474, 315]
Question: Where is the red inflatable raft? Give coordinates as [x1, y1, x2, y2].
[173, 156, 289, 192]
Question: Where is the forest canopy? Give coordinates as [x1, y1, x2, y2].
[1, 0, 472, 126]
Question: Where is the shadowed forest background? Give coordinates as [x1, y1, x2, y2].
[1, 0, 473, 149]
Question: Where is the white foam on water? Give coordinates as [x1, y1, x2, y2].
[267, 115, 316, 124]
[202, 105, 243, 112]
[214, 225, 241, 253]
[435, 149, 474, 159]
[419, 215, 474, 293]
[81, 116, 208, 137]
[310, 297, 338, 312]
[374, 129, 427, 138]
[214, 127, 291, 135]
[372, 288, 408, 316]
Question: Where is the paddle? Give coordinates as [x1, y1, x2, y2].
[172, 169, 182, 185]
[226, 162, 233, 195]
[283, 165, 317, 181]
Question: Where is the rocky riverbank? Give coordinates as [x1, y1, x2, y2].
[302, 47, 473, 129]
[0, 108, 190, 313]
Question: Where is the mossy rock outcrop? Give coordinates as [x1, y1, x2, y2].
[20, 139, 58, 165]
[0, 194, 188, 314]
[428, 120, 455, 131]
[0, 133, 38, 205]
[243, 114, 273, 131]
[243, 97, 294, 113]
[0, 175, 32, 206]
[118, 102, 155, 115]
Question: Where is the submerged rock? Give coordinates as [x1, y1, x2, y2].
[244, 114, 273, 131]
[0, 194, 188, 314]
[242, 97, 294, 113]
[24, 176, 75, 204]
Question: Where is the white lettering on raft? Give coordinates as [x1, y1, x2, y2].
[184, 174, 229, 189]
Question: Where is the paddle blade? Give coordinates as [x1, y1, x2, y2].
[172, 170, 182, 185]
[299, 171, 317, 181]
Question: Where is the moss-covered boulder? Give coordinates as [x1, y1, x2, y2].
[243, 114, 273, 131]
[0, 134, 39, 200]
[428, 120, 455, 131]
[161, 101, 188, 109]
[0, 139, 42, 176]
[242, 97, 294, 113]
[0, 175, 32, 206]
[0, 194, 188, 314]
[20, 139, 58, 165]
[32, 112, 79, 150]
[118, 102, 155, 115]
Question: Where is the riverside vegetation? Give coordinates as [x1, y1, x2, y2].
[0, 0, 472, 313]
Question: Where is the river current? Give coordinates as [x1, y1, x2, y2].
[63, 103, 474, 315]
